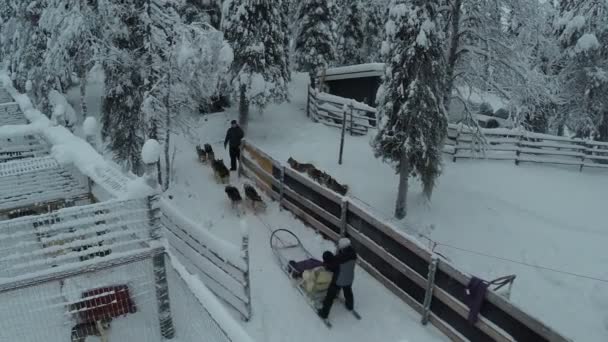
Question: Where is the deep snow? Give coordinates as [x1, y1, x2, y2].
[62, 66, 608, 341]
[231, 73, 608, 342]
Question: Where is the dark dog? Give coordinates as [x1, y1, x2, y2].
[243, 183, 266, 212]
[225, 185, 244, 216]
[196, 145, 207, 163]
[71, 319, 111, 342]
[204, 144, 214, 162]
[287, 157, 315, 173]
[325, 176, 349, 195]
[212, 159, 230, 183]
[306, 167, 325, 183]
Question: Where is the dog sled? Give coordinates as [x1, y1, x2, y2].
[270, 229, 360, 327]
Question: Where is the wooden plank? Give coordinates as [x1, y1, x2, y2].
[283, 186, 341, 228]
[357, 258, 467, 342]
[241, 155, 281, 188]
[518, 147, 585, 158]
[348, 203, 432, 263]
[437, 261, 572, 342]
[280, 198, 340, 242]
[348, 225, 513, 342]
[284, 167, 342, 205]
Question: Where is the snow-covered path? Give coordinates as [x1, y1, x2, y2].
[233, 74, 608, 342]
[166, 134, 447, 342]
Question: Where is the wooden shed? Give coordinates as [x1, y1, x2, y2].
[317, 63, 384, 107]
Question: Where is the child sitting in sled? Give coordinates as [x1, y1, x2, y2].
[288, 251, 334, 295]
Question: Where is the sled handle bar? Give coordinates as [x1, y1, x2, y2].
[270, 229, 302, 250]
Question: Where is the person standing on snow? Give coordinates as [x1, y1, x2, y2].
[224, 120, 244, 171]
[318, 237, 357, 319]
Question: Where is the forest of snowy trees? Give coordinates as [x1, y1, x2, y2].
[1, 0, 606, 217]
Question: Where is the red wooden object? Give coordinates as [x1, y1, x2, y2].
[72, 285, 137, 323]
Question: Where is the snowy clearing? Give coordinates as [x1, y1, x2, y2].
[184, 73, 608, 342]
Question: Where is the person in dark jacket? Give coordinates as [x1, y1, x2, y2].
[318, 237, 357, 319]
[224, 120, 244, 171]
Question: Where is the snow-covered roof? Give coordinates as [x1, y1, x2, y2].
[0, 198, 157, 282]
[0, 156, 89, 213]
[0, 71, 154, 200]
[1, 134, 50, 163]
[318, 63, 385, 81]
[0, 102, 26, 125]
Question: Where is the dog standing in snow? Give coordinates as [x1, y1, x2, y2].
[225, 185, 245, 216]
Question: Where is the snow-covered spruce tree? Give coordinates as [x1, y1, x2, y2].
[223, 0, 290, 132]
[294, 0, 338, 87]
[373, 0, 448, 219]
[39, 0, 99, 121]
[362, 1, 385, 63]
[337, 0, 365, 66]
[98, 0, 148, 175]
[555, 0, 608, 140]
[280, 0, 292, 83]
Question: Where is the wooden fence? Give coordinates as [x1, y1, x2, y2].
[445, 124, 608, 171]
[239, 140, 571, 342]
[160, 199, 252, 321]
[306, 86, 376, 135]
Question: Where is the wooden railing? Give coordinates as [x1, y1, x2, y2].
[239, 140, 571, 342]
[445, 124, 608, 170]
[306, 86, 376, 135]
[159, 199, 252, 321]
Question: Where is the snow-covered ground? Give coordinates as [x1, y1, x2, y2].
[207, 73, 605, 342]
[166, 131, 447, 342]
[66, 70, 608, 341]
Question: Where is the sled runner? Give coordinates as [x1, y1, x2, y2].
[270, 229, 350, 327]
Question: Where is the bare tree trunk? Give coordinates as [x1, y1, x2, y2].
[79, 75, 88, 121]
[443, 0, 463, 111]
[395, 153, 409, 219]
[239, 84, 249, 133]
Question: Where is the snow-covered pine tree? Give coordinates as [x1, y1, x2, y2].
[555, 0, 608, 140]
[223, 0, 290, 132]
[99, 0, 148, 174]
[337, 0, 365, 66]
[39, 0, 99, 121]
[294, 0, 338, 86]
[373, 0, 447, 219]
[362, 1, 385, 63]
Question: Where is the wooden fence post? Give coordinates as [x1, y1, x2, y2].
[339, 105, 347, 165]
[515, 131, 523, 166]
[340, 198, 348, 237]
[279, 166, 286, 210]
[580, 140, 588, 172]
[349, 102, 354, 136]
[241, 225, 252, 321]
[238, 140, 245, 179]
[452, 125, 460, 163]
[421, 257, 439, 326]
[306, 86, 311, 119]
[143, 143, 175, 339]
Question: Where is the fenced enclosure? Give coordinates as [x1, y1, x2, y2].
[0, 156, 90, 219]
[0, 257, 163, 342]
[240, 140, 571, 342]
[445, 124, 608, 170]
[160, 199, 252, 321]
[0, 76, 253, 342]
[306, 86, 376, 135]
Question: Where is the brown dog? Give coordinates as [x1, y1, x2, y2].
[287, 157, 315, 173]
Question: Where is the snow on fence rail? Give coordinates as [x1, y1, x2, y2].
[306, 86, 376, 135]
[239, 140, 572, 342]
[445, 124, 608, 171]
[160, 198, 252, 321]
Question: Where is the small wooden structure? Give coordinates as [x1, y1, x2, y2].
[316, 63, 384, 107]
